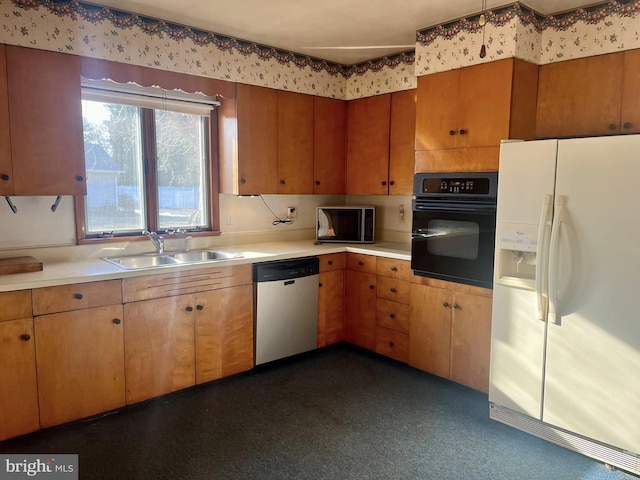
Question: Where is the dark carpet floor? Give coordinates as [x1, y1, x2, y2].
[1, 344, 637, 480]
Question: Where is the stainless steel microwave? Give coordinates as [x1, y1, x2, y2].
[316, 206, 375, 244]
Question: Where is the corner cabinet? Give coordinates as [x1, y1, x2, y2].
[415, 58, 538, 172]
[2, 45, 86, 195]
[536, 49, 640, 138]
[317, 253, 346, 347]
[314, 97, 346, 194]
[346, 89, 416, 195]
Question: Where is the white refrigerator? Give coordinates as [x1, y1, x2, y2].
[489, 135, 640, 475]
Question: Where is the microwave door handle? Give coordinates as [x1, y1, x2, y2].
[535, 195, 553, 322]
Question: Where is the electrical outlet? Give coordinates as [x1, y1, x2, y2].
[399, 204, 406, 222]
[287, 207, 297, 220]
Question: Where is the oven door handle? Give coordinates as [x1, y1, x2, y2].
[413, 204, 496, 213]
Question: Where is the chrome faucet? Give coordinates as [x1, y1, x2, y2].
[143, 231, 165, 254]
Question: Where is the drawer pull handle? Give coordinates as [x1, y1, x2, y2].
[328, 260, 333, 265]
[391, 266, 398, 272]
[196, 305, 204, 311]
[186, 306, 193, 312]
[74, 293, 83, 300]
[20, 334, 31, 341]
[623, 122, 632, 129]
[609, 123, 617, 131]
[112, 318, 121, 325]
[0, 174, 9, 181]
[389, 313, 395, 319]
[389, 341, 395, 347]
[319, 282, 323, 287]
[369, 285, 375, 290]
[390, 288, 397, 293]
[443, 302, 449, 307]
[358, 261, 364, 266]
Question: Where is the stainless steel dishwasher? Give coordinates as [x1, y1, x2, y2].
[254, 257, 319, 365]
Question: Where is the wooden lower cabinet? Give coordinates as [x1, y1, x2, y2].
[34, 305, 125, 428]
[409, 282, 492, 393]
[344, 269, 376, 350]
[124, 295, 196, 404]
[195, 285, 254, 384]
[317, 269, 345, 347]
[0, 318, 39, 441]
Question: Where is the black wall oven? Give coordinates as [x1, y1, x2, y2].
[411, 172, 498, 289]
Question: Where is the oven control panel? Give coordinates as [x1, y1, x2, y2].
[420, 177, 491, 195]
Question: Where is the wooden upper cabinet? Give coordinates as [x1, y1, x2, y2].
[620, 49, 640, 134]
[235, 83, 279, 194]
[536, 52, 625, 138]
[277, 90, 313, 194]
[389, 89, 416, 195]
[346, 94, 391, 195]
[314, 96, 346, 194]
[0, 45, 12, 196]
[415, 58, 538, 172]
[6, 46, 86, 195]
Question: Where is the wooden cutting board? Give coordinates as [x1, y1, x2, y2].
[0, 256, 44, 275]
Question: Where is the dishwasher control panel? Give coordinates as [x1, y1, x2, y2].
[253, 257, 320, 282]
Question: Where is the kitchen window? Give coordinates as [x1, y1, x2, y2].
[76, 79, 220, 240]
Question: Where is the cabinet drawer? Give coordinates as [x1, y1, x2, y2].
[376, 277, 410, 304]
[376, 298, 409, 333]
[318, 253, 346, 272]
[375, 326, 409, 363]
[32, 280, 122, 315]
[122, 264, 252, 303]
[376, 257, 412, 281]
[0, 290, 32, 322]
[346, 253, 376, 273]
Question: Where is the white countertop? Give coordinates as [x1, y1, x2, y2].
[0, 241, 411, 292]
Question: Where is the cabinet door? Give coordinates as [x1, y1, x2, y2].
[457, 59, 513, 148]
[621, 49, 640, 134]
[195, 285, 254, 384]
[318, 269, 345, 347]
[6, 46, 86, 195]
[314, 96, 346, 194]
[124, 295, 195, 404]
[344, 269, 377, 350]
[346, 94, 390, 195]
[34, 305, 125, 428]
[415, 69, 460, 151]
[449, 292, 492, 393]
[536, 53, 624, 138]
[278, 90, 314, 193]
[236, 84, 278, 194]
[409, 284, 451, 378]
[389, 89, 416, 195]
[0, 318, 39, 441]
[0, 45, 12, 196]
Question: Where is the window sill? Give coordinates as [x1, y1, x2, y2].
[77, 229, 221, 246]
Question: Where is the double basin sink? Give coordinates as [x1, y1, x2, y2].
[103, 250, 243, 270]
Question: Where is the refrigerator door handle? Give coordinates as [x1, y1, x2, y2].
[548, 195, 567, 325]
[535, 194, 553, 321]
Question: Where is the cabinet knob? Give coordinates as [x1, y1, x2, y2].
[319, 282, 323, 287]
[389, 313, 395, 319]
[449, 130, 456, 136]
[609, 124, 617, 131]
[358, 261, 364, 266]
[390, 287, 397, 293]
[623, 122, 632, 129]
[389, 180, 395, 186]
[196, 305, 204, 311]
[369, 285, 375, 290]
[186, 306, 193, 312]
[75, 175, 84, 182]
[0, 174, 8, 181]
[328, 260, 333, 265]
[280, 179, 286, 185]
[112, 318, 121, 325]
[315, 180, 320, 185]
[459, 129, 467, 135]
[391, 266, 398, 272]
[74, 293, 83, 300]
[240, 178, 246, 184]
[389, 341, 395, 347]
[453, 303, 460, 309]
[443, 301, 449, 307]
[20, 333, 31, 341]
[381, 181, 387, 186]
